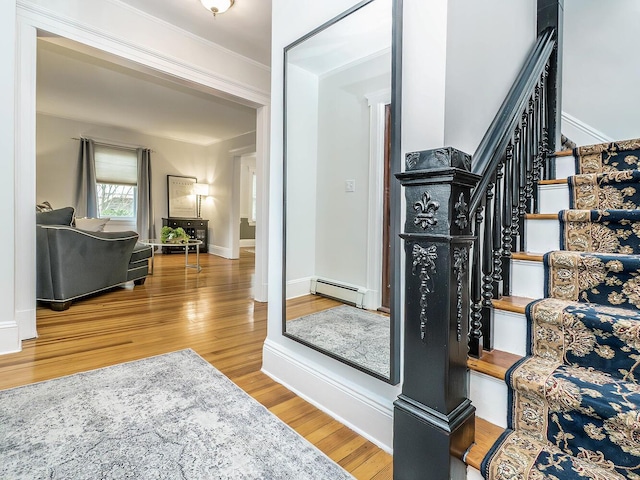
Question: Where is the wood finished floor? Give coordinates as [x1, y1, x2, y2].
[0, 251, 392, 479]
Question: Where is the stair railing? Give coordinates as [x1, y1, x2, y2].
[468, 28, 557, 358]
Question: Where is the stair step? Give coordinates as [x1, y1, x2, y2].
[538, 178, 567, 185]
[493, 295, 532, 315]
[469, 350, 522, 426]
[511, 252, 543, 262]
[550, 149, 573, 157]
[465, 417, 504, 471]
[468, 349, 521, 381]
[524, 213, 557, 220]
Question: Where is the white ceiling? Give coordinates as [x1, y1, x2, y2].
[287, 0, 391, 76]
[118, 0, 272, 66]
[37, 39, 258, 146]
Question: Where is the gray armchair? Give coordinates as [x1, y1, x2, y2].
[36, 207, 152, 311]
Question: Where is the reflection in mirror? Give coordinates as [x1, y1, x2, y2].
[283, 0, 399, 383]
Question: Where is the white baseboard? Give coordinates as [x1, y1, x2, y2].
[208, 244, 233, 259]
[262, 339, 394, 453]
[286, 277, 312, 299]
[0, 321, 22, 355]
[16, 308, 37, 340]
[239, 239, 256, 248]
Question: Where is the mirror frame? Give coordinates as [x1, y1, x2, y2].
[282, 0, 403, 385]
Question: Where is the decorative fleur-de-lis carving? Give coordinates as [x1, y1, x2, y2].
[453, 247, 468, 342]
[412, 244, 438, 342]
[454, 192, 469, 230]
[406, 152, 420, 169]
[414, 191, 440, 230]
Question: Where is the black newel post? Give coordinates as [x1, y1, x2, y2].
[393, 148, 480, 480]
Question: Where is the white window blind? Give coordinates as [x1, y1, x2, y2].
[94, 145, 138, 219]
[95, 145, 138, 186]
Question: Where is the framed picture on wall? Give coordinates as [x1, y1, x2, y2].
[167, 175, 197, 218]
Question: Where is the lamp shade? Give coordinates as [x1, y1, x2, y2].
[200, 0, 234, 14]
[193, 183, 210, 196]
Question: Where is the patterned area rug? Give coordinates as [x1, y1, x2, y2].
[483, 139, 640, 479]
[0, 350, 354, 479]
[286, 305, 390, 377]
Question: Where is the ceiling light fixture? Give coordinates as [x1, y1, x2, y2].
[200, 0, 235, 17]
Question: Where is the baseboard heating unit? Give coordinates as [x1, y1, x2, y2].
[310, 278, 366, 308]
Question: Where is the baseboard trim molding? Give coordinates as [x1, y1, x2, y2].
[561, 111, 614, 144]
[0, 321, 22, 355]
[262, 339, 394, 453]
[209, 245, 234, 259]
[239, 239, 256, 248]
[15, 308, 37, 340]
[286, 277, 312, 300]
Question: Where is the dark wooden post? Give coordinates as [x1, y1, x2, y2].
[393, 148, 480, 479]
[538, 0, 563, 154]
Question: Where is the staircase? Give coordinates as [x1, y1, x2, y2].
[465, 139, 640, 479]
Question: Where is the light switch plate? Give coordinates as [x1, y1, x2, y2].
[345, 180, 356, 192]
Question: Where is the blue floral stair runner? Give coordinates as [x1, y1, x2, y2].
[482, 139, 640, 479]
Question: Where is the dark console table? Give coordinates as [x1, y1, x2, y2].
[162, 218, 208, 254]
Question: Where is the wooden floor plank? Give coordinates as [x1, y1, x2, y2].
[0, 252, 391, 479]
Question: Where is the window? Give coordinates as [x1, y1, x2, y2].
[94, 145, 138, 219]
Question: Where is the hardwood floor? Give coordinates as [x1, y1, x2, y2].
[0, 250, 392, 479]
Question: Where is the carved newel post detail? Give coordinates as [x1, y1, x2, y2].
[394, 148, 480, 480]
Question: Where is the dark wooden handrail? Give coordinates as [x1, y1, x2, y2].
[469, 28, 556, 214]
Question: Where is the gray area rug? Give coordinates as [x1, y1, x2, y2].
[286, 305, 390, 377]
[0, 349, 353, 479]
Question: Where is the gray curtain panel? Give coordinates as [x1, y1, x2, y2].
[75, 138, 98, 218]
[137, 148, 155, 239]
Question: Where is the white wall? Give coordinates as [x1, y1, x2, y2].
[444, 0, 536, 155]
[562, 0, 639, 142]
[267, 0, 538, 454]
[240, 155, 256, 220]
[315, 52, 391, 288]
[285, 64, 319, 294]
[205, 132, 257, 258]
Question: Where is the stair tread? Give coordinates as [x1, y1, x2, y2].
[551, 149, 573, 157]
[466, 417, 504, 470]
[539, 178, 568, 185]
[468, 349, 522, 380]
[511, 252, 544, 262]
[525, 213, 557, 220]
[493, 295, 534, 314]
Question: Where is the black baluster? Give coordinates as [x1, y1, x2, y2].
[481, 182, 494, 351]
[492, 159, 504, 298]
[502, 142, 514, 296]
[469, 206, 484, 359]
[518, 115, 527, 252]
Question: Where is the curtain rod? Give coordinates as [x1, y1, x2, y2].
[71, 137, 155, 153]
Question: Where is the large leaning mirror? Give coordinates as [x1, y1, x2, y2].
[283, 0, 402, 384]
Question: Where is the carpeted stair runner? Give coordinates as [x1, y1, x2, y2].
[482, 138, 640, 479]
